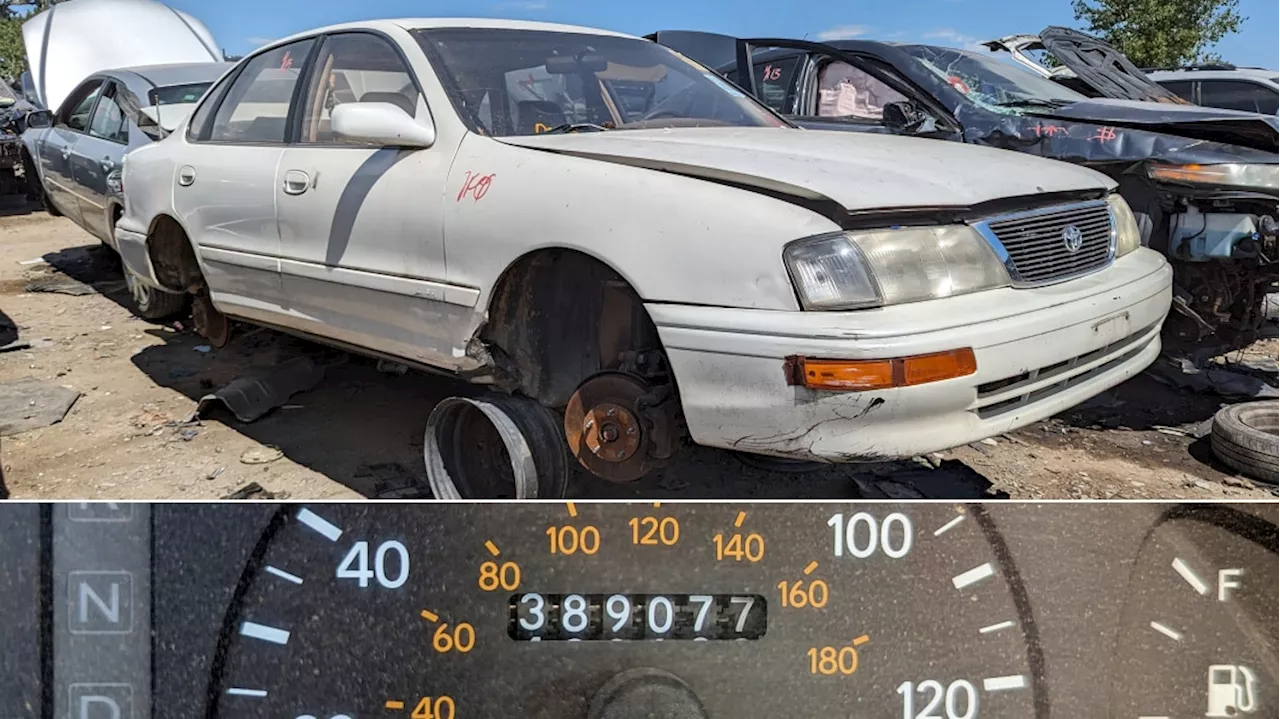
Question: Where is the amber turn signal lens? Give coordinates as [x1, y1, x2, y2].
[790, 348, 977, 391]
[903, 348, 977, 386]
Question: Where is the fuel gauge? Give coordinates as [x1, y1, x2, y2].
[1108, 505, 1278, 719]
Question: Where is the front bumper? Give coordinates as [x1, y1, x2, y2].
[648, 248, 1173, 461]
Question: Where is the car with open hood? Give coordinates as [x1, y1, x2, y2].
[651, 31, 1277, 356]
[18, 0, 229, 315]
[114, 18, 1172, 496]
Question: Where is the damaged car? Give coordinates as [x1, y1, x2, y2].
[652, 30, 1277, 354]
[18, 0, 229, 315]
[116, 19, 1172, 497]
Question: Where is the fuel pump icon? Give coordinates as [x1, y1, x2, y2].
[1206, 665, 1256, 716]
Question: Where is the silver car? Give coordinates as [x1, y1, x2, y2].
[22, 62, 229, 316]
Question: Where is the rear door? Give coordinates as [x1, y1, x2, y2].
[175, 38, 316, 320]
[69, 80, 130, 243]
[39, 78, 104, 224]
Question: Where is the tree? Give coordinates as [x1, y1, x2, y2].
[0, 1, 67, 81]
[1072, 0, 1245, 68]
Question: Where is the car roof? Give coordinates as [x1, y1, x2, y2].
[263, 17, 633, 50]
[113, 62, 233, 88]
[1147, 68, 1278, 83]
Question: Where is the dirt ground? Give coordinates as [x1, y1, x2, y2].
[1, 204, 1276, 501]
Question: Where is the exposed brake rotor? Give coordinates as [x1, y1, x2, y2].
[192, 292, 231, 348]
[564, 371, 679, 482]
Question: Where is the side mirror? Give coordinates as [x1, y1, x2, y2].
[331, 102, 435, 148]
[25, 109, 53, 130]
[882, 101, 926, 133]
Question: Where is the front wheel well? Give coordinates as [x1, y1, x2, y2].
[480, 248, 668, 408]
[146, 215, 203, 293]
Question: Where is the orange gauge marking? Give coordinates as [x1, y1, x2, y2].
[734, 511, 747, 528]
[385, 700, 405, 710]
[853, 635, 870, 647]
[803, 561, 819, 576]
[420, 609, 439, 623]
[567, 502, 578, 517]
[484, 540, 500, 557]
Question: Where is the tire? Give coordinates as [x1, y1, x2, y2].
[124, 265, 187, 320]
[424, 394, 571, 499]
[1211, 401, 1279, 483]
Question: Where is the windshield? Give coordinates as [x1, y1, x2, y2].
[147, 82, 213, 107]
[898, 44, 1087, 113]
[413, 28, 787, 136]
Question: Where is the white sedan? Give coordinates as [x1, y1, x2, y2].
[115, 18, 1173, 496]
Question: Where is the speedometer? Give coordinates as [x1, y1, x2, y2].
[208, 503, 1046, 718]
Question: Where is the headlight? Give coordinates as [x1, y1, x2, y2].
[783, 226, 1010, 310]
[1147, 163, 1279, 193]
[1107, 193, 1142, 257]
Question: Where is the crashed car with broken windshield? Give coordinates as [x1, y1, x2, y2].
[652, 30, 1278, 354]
[114, 19, 1172, 497]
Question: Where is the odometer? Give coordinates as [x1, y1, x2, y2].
[208, 503, 1046, 718]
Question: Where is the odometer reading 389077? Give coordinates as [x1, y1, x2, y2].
[209, 504, 1045, 718]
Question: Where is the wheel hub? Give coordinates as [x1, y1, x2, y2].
[564, 372, 676, 482]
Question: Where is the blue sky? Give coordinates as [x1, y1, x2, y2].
[167, 0, 1279, 70]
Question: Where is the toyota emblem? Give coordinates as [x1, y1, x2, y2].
[1062, 225, 1084, 253]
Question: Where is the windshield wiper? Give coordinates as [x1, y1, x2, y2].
[538, 123, 611, 134]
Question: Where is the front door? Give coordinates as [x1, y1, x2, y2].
[69, 81, 130, 243]
[274, 31, 454, 367]
[173, 39, 317, 321]
[39, 78, 103, 225]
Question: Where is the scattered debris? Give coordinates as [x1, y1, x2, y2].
[205, 466, 225, 480]
[193, 345, 212, 353]
[239, 446, 284, 465]
[979, 437, 999, 447]
[17, 257, 47, 266]
[178, 428, 200, 442]
[0, 378, 82, 436]
[0, 340, 31, 353]
[23, 276, 98, 296]
[222, 481, 289, 499]
[1146, 355, 1279, 399]
[356, 462, 425, 499]
[376, 359, 409, 375]
[195, 356, 325, 423]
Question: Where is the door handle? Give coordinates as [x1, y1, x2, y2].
[282, 170, 309, 195]
[177, 166, 196, 187]
[100, 156, 115, 173]
[60, 147, 71, 160]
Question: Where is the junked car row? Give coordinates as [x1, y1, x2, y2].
[13, 1, 1277, 496]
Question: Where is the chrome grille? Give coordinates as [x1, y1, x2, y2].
[975, 201, 1114, 286]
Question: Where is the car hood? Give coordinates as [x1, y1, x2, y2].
[1033, 98, 1279, 153]
[23, 0, 221, 112]
[497, 128, 1113, 213]
[1037, 27, 1185, 103]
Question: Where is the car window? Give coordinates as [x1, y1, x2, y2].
[58, 80, 104, 132]
[415, 27, 786, 137]
[1157, 79, 1196, 103]
[87, 84, 129, 143]
[815, 60, 908, 120]
[751, 55, 801, 113]
[899, 45, 1086, 113]
[207, 39, 315, 144]
[148, 83, 214, 107]
[1199, 80, 1278, 115]
[300, 32, 421, 144]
